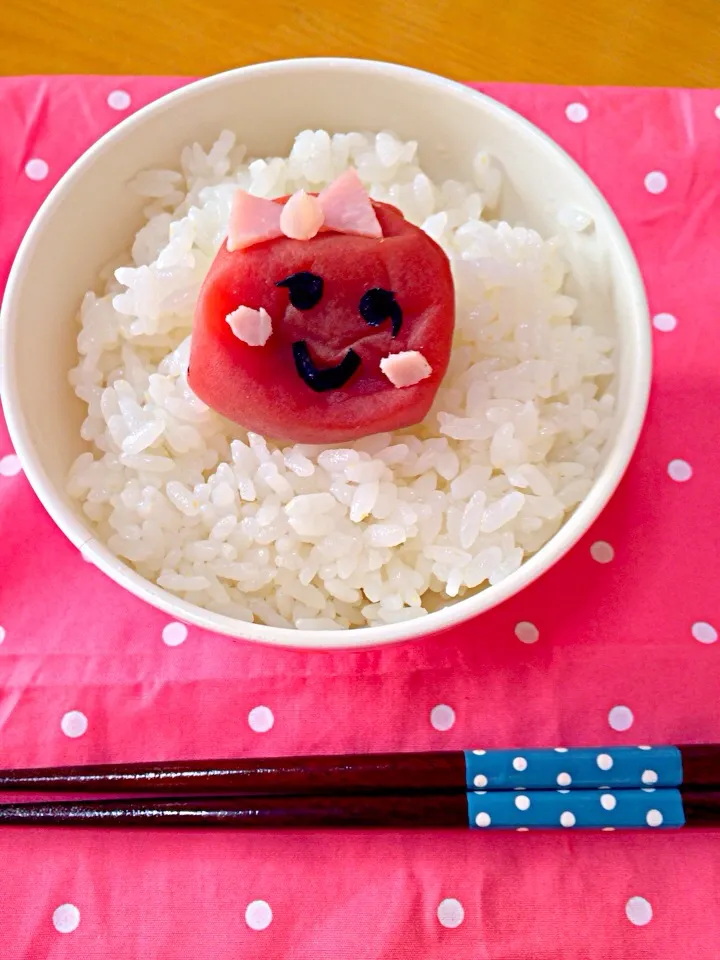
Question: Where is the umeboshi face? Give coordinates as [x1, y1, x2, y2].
[189, 202, 455, 443]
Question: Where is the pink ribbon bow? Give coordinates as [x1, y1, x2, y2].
[227, 168, 383, 252]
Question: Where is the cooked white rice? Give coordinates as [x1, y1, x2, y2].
[67, 129, 614, 630]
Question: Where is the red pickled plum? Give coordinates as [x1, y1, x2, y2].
[189, 201, 455, 443]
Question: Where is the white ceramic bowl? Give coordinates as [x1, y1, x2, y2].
[0, 59, 651, 651]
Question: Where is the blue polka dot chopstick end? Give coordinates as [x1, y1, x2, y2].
[464, 745, 682, 791]
[467, 788, 685, 830]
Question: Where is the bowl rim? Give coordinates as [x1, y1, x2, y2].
[0, 57, 652, 651]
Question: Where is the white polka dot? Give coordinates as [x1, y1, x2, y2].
[61, 711, 88, 738]
[714, 105, 720, 120]
[53, 903, 80, 933]
[514, 621, 539, 644]
[475, 811, 491, 827]
[642, 769, 658, 785]
[626, 896, 653, 926]
[554, 747, 568, 753]
[590, 540, 614, 564]
[430, 704, 455, 731]
[514, 787, 526, 791]
[638, 745, 652, 750]
[560, 811, 576, 827]
[646, 809, 663, 827]
[652, 312, 677, 332]
[0, 454, 22, 477]
[437, 898, 465, 928]
[515, 794, 531, 811]
[517, 826, 529, 832]
[608, 705, 634, 732]
[668, 458, 692, 482]
[597, 753, 613, 771]
[602, 826, 616, 831]
[565, 102, 589, 123]
[474, 790, 486, 796]
[692, 621, 718, 644]
[557, 789, 570, 794]
[471, 749, 486, 755]
[248, 705, 274, 733]
[512, 756, 527, 772]
[0, 626, 5, 645]
[556, 772, 572, 787]
[245, 900, 272, 931]
[107, 89, 132, 110]
[642, 787, 656, 793]
[644, 171, 668, 194]
[25, 158, 49, 181]
[601, 793, 616, 811]
[473, 774, 488, 788]
[162, 621, 188, 646]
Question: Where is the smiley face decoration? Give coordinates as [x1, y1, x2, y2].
[189, 169, 455, 443]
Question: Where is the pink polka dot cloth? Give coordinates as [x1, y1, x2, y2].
[1, 77, 719, 959]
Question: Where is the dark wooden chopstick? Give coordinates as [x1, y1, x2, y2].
[0, 744, 717, 795]
[0, 751, 463, 795]
[0, 788, 714, 829]
[0, 792, 466, 828]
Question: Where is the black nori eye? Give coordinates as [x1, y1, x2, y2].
[292, 341, 361, 392]
[359, 287, 402, 337]
[276, 272, 324, 310]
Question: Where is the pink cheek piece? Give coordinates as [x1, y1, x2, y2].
[225, 305, 273, 346]
[280, 190, 325, 240]
[380, 350, 433, 388]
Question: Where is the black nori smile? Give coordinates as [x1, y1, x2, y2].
[292, 341, 361, 392]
